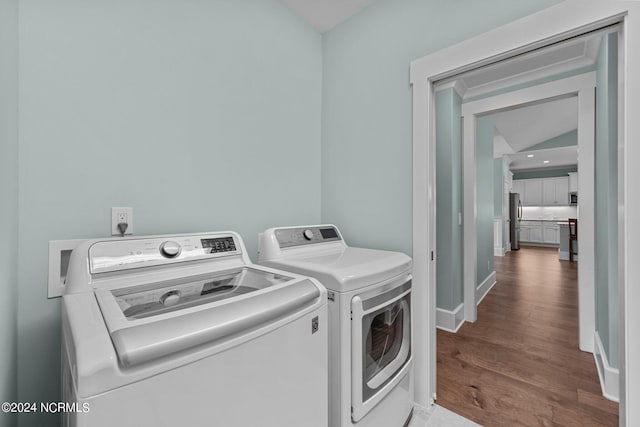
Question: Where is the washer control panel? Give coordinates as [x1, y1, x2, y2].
[275, 226, 342, 248]
[89, 234, 240, 274]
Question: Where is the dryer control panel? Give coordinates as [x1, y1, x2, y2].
[275, 226, 342, 248]
[89, 234, 240, 274]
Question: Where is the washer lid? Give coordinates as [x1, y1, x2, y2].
[265, 247, 411, 292]
[95, 267, 321, 367]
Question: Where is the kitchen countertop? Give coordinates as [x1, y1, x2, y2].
[521, 218, 570, 223]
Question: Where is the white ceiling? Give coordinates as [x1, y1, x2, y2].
[490, 96, 578, 171]
[491, 96, 578, 171]
[492, 97, 578, 152]
[507, 146, 579, 171]
[278, 0, 375, 33]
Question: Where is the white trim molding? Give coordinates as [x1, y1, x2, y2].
[476, 271, 497, 306]
[494, 218, 506, 256]
[434, 79, 468, 98]
[436, 304, 465, 333]
[594, 331, 620, 402]
[462, 40, 599, 100]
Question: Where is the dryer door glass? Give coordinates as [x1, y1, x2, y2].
[361, 291, 411, 401]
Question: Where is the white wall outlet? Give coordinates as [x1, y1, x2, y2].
[111, 207, 133, 236]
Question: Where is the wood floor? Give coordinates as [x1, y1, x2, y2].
[436, 246, 619, 426]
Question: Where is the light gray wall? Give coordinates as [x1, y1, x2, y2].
[17, 1, 322, 425]
[320, 0, 560, 254]
[512, 167, 577, 180]
[0, 0, 19, 425]
[594, 32, 619, 368]
[435, 89, 463, 311]
[476, 117, 495, 284]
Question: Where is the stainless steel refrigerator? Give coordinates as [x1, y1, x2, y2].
[509, 193, 522, 250]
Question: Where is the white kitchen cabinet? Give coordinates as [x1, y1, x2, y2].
[520, 220, 559, 246]
[523, 180, 542, 206]
[513, 177, 569, 206]
[555, 177, 569, 204]
[543, 224, 560, 244]
[568, 172, 578, 192]
[520, 221, 541, 243]
[542, 177, 569, 205]
[529, 226, 543, 243]
[542, 180, 555, 205]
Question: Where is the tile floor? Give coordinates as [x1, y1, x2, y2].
[408, 405, 481, 427]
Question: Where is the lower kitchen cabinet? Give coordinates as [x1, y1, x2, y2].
[520, 221, 560, 246]
[543, 225, 560, 244]
[529, 226, 543, 243]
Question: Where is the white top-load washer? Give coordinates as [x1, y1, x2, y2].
[62, 232, 328, 427]
[258, 225, 413, 427]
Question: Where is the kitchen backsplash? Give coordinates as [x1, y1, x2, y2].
[521, 206, 578, 220]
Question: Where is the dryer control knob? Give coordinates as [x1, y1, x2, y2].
[303, 229, 314, 240]
[160, 241, 181, 258]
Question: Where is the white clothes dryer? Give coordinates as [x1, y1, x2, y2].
[258, 225, 413, 427]
[62, 232, 328, 427]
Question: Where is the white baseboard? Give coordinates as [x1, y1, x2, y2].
[436, 303, 464, 333]
[494, 246, 506, 256]
[476, 271, 496, 306]
[521, 242, 559, 248]
[593, 331, 619, 402]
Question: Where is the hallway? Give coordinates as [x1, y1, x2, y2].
[436, 246, 618, 426]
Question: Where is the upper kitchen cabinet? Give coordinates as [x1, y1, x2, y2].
[514, 177, 570, 206]
[568, 172, 578, 193]
[523, 179, 542, 206]
[542, 177, 570, 205]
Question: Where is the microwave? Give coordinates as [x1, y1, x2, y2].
[569, 192, 578, 205]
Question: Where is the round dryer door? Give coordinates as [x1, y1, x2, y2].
[350, 275, 412, 422]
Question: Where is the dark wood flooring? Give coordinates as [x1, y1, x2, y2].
[436, 246, 619, 426]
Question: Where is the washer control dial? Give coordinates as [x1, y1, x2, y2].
[303, 229, 314, 240]
[160, 241, 181, 258]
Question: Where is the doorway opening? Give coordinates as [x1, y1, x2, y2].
[409, 2, 636, 423]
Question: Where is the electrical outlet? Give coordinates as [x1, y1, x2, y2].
[111, 207, 133, 236]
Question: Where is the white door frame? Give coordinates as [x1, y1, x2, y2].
[503, 176, 510, 253]
[460, 72, 596, 353]
[409, 1, 640, 424]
